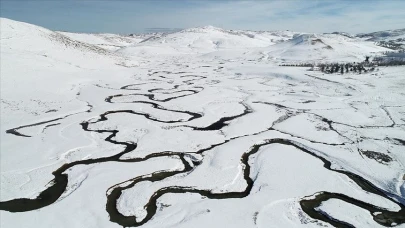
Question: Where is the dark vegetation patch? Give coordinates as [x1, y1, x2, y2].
[361, 150, 393, 163]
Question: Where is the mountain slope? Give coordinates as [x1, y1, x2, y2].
[58, 32, 145, 51]
[357, 28, 405, 41]
[262, 33, 390, 63]
[357, 28, 405, 50]
[118, 25, 390, 62]
[0, 18, 132, 130]
[0, 18, 113, 58]
[119, 26, 297, 56]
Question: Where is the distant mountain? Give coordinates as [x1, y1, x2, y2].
[328, 31, 354, 38]
[2, 17, 398, 62]
[356, 28, 405, 50]
[119, 25, 299, 56]
[262, 33, 389, 63]
[59, 32, 145, 51]
[356, 28, 405, 41]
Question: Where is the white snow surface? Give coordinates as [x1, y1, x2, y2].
[1, 18, 404, 228]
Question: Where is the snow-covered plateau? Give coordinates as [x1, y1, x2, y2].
[1, 18, 405, 228]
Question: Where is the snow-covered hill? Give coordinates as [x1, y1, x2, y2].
[262, 33, 390, 63]
[58, 32, 145, 51]
[0, 18, 121, 63]
[118, 25, 390, 62]
[357, 28, 405, 41]
[357, 28, 405, 50]
[0, 18, 136, 134]
[119, 26, 298, 56]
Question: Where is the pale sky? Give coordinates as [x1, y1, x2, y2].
[1, 0, 404, 34]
